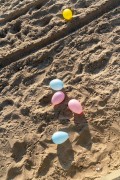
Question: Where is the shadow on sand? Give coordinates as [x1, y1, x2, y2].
[73, 113, 92, 151]
[57, 139, 74, 170]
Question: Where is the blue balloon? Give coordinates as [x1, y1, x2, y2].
[49, 79, 64, 91]
[52, 131, 69, 144]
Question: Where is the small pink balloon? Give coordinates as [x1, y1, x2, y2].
[68, 99, 83, 114]
[51, 91, 65, 105]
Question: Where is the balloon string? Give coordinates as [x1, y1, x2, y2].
[57, 13, 81, 19]
[73, 14, 81, 17]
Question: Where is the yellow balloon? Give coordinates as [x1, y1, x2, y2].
[62, 9, 73, 21]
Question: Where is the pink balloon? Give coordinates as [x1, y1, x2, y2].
[68, 99, 83, 114]
[51, 91, 65, 105]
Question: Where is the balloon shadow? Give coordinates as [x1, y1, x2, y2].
[73, 113, 92, 150]
[53, 91, 73, 125]
[57, 139, 74, 170]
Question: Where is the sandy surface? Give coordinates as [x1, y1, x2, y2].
[0, 0, 120, 179]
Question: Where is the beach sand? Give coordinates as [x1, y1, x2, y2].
[0, 0, 120, 179]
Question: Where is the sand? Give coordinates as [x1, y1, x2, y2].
[0, 0, 120, 179]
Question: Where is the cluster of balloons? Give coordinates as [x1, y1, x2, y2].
[50, 79, 83, 144]
[50, 8, 75, 145]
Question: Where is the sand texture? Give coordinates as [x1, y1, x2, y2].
[0, 0, 120, 179]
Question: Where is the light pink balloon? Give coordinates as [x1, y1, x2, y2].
[51, 91, 65, 105]
[68, 99, 83, 114]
